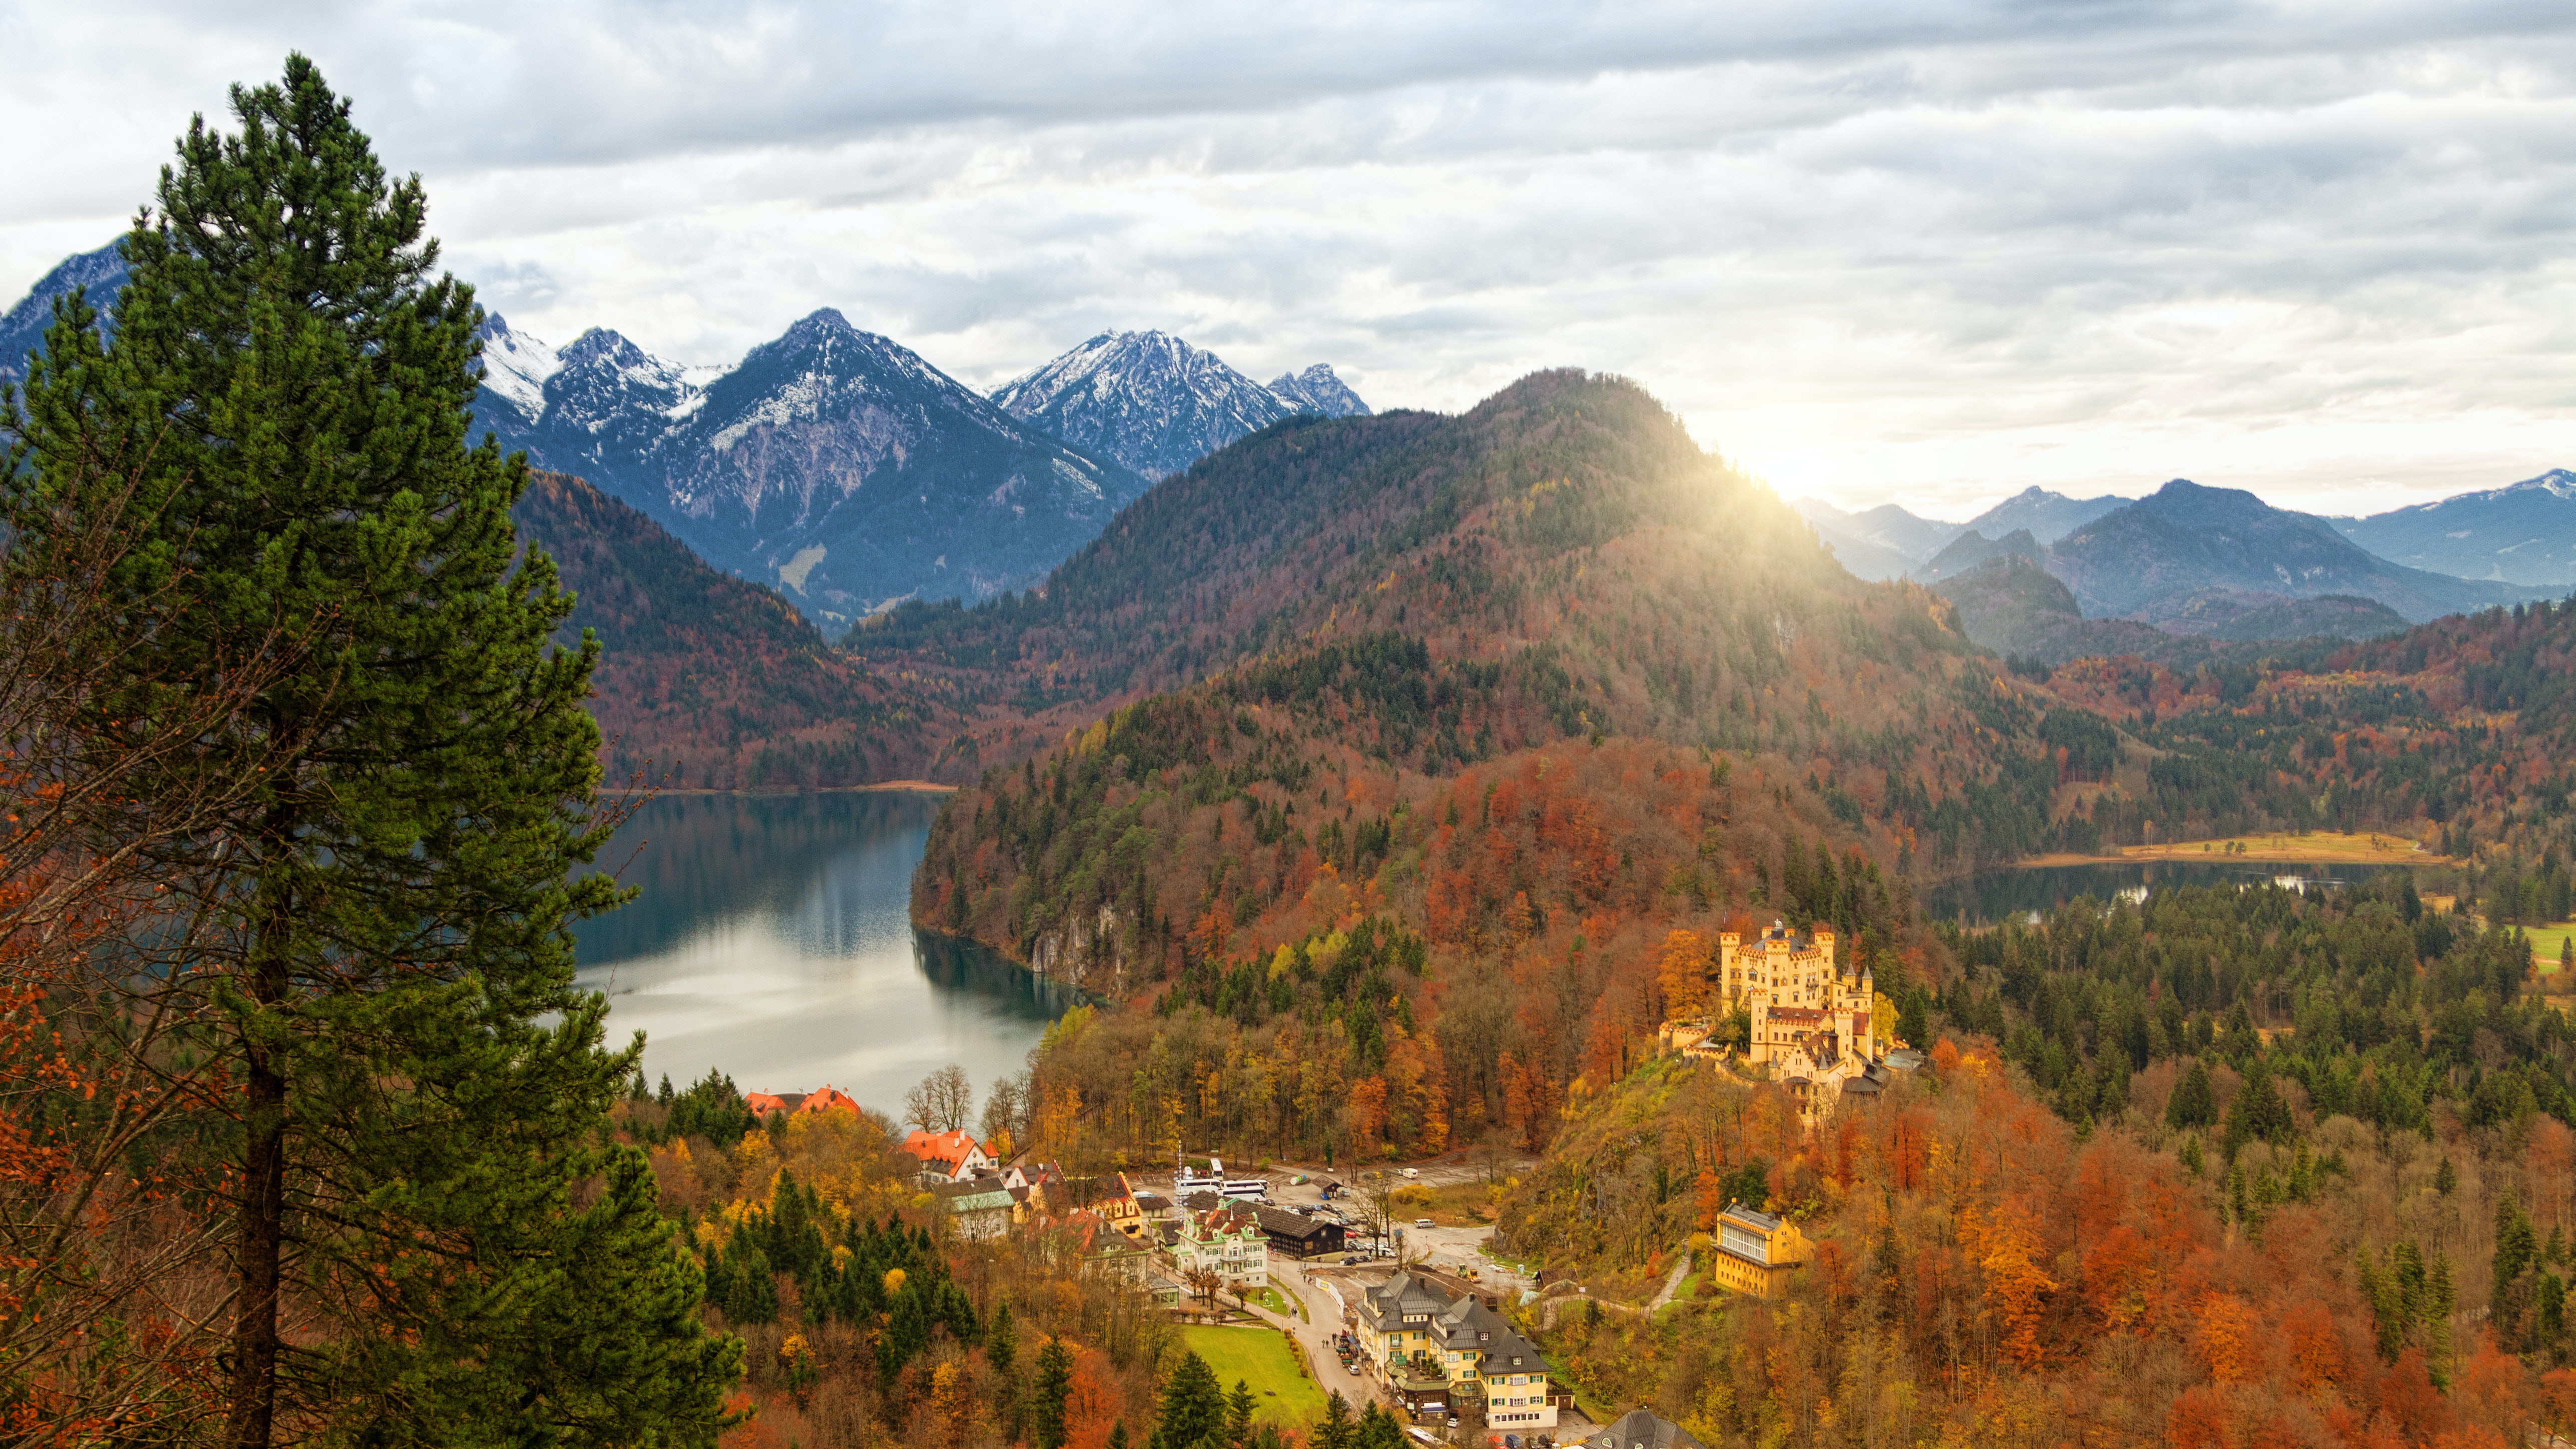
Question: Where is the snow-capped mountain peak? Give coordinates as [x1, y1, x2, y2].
[472, 314, 561, 422]
[1268, 363, 1372, 419]
[992, 329, 1372, 481]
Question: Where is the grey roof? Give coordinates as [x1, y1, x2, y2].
[1592, 1409, 1705, 1449]
[1719, 1202, 1783, 1232]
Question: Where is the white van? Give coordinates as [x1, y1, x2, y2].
[1399, 1167, 1420, 1179]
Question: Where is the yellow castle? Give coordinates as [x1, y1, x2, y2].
[1721, 921, 1878, 1073]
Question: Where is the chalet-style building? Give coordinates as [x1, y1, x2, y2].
[744, 1084, 862, 1122]
[1357, 1272, 1570, 1431]
[1178, 1191, 1346, 1259]
[1707, 1201, 1811, 1299]
[1167, 1202, 1268, 1289]
[897, 1128, 993, 1183]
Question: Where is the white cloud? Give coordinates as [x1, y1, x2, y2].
[4, 0, 2575, 516]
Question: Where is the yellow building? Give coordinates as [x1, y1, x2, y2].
[1102, 1172, 1151, 1242]
[1720, 921, 1877, 1071]
[1356, 1272, 1565, 1430]
[1706, 1202, 1811, 1299]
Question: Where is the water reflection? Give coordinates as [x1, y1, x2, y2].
[1922, 859, 2405, 926]
[572, 791, 1078, 1112]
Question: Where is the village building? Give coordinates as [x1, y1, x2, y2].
[1356, 1271, 1572, 1430]
[1178, 1191, 1346, 1260]
[1166, 1201, 1268, 1290]
[743, 1084, 861, 1122]
[897, 1127, 993, 1183]
[1060, 1210, 1151, 1285]
[1100, 1173, 1154, 1242]
[932, 1179, 1016, 1241]
[1706, 1201, 1812, 1299]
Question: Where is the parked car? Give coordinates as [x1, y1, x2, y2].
[1340, 1255, 1361, 1265]
[1414, 1217, 1433, 1228]
[1399, 1167, 1420, 1179]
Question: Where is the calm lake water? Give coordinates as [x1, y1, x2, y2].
[572, 791, 1078, 1114]
[1922, 858, 2406, 925]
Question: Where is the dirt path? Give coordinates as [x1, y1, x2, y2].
[1646, 1250, 1694, 1310]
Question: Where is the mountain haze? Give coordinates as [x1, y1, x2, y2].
[2335, 468, 2576, 586]
[1960, 485, 2131, 544]
[2049, 479, 2536, 622]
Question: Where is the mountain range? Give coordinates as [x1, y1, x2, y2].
[988, 330, 1368, 481]
[0, 242, 1369, 633]
[1794, 486, 2132, 582]
[2334, 469, 2576, 586]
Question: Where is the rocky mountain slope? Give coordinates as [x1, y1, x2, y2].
[2334, 468, 2576, 587]
[471, 311, 1148, 631]
[989, 330, 1369, 483]
[1266, 363, 1371, 418]
[0, 241, 124, 388]
[4, 244, 1151, 632]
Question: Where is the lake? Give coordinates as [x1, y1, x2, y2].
[572, 790, 1078, 1114]
[1922, 858, 2406, 925]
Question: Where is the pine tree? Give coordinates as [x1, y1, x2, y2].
[1147, 1350, 1226, 1449]
[0, 55, 736, 1444]
[1312, 1392, 1356, 1449]
[1354, 1401, 1406, 1449]
[1225, 1379, 1257, 1445]
[1032, 1335, 1075, 1449]
[988, 1300, 1022, 1437]
[2166, 1061, 2216, 1129]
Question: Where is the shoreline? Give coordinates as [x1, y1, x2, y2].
[603, 779, 960, 797]
[2014, 834, 2445, 870]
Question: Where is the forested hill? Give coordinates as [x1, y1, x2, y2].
[513, 471, 948, 788]
[871, 370, 2074, 844]
[907, 372, 2105, 1032]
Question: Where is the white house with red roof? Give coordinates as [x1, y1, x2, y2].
[898, 1127, 992, 1182]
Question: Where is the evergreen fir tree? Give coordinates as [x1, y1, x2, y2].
[0, 55, 735, 1444]
[1312, 1392, 1355, 1449]
[1031, 1335, 1075, 1449]
[2166, 1061, 2216, 1129]
[1109, 1423, 1130, 1449]
[1147, 1350, 1226, 1449]
[1353, 1401, 1406, 1449]
[1225, 1379, 1257, 1445]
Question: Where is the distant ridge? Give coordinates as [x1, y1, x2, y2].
[1959, 486, 2131, 545]
[989, 330, 1370, 482]
[2335, 468, 2576, 587]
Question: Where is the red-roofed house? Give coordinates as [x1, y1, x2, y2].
[743, 1091, 801, 1119]
[795, 1085, 860, 1118]
[898, 1128, 992, 1183]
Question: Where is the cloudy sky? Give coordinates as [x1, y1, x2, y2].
[5, 1, 2573, 518]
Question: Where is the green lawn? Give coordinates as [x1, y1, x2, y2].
[2528, 923, 2576, 974]
[1177, 1326, 1326, 1426]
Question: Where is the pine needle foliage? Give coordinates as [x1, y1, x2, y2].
[1, 55, 739, 1445]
